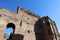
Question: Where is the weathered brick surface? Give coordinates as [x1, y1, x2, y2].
[0, 7, 59, 40]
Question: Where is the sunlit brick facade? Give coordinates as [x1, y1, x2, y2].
[0, 7, 59, 40]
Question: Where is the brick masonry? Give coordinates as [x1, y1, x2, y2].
[0, 7, 60, 40]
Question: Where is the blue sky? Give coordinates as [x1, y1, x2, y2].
[0, 0, 60, 33]
[5, 28, 13, 35]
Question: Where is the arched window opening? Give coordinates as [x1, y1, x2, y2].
[4, 23, 15, 40]
[20, 20, 22, 27]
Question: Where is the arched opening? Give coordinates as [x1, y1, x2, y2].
[4, 23, 15, 40]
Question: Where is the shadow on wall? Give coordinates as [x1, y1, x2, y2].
[34, 19, 45, 40]
[34, 17, 54, 40]
[12, 34, 24, 40]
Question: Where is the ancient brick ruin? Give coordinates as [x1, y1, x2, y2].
[0, 7, 60, 40]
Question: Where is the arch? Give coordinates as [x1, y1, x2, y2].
[4, 23, 15, 40]
[6, 23, 15, 29]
